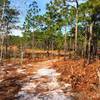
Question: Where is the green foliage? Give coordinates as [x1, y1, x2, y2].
[11, 0, 100, 52]
[24, 0, 41, 31]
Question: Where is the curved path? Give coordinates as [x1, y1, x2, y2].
[15, 59, 74, 100]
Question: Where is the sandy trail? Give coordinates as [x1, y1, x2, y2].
[0, 59, 74, 100]
[14, 58, 74, 100]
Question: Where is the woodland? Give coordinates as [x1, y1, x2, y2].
[0, 0, 100, 100]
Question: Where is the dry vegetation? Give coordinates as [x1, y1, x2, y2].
[53, 59, 100, 100]
[0, 58, 100, 100]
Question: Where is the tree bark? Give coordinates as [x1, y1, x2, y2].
[20, 43, 24, 65]
[32, 32, 35, 59]
[64, 26, 67, 60]
[51, 40, 54, 58]
[74, 0, 79, 55]
[87, 22, 94, 64]
[0, 0, 5, 64]
[75, 9, 78, 53]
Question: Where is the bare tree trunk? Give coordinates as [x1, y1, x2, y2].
[51, 40, 54, 58]
[0, 35, 4, 64]
[74, 0, 78, 56]
[83, 31, 87, 67]
[64, 26, 67, 60]
[69, 36, 72, 58]
[5, 22, 9, 59]
[20, 43, 24, 65]
[92, 31, 97, 60]
[0, 0, 6, 64]
[32, 33, 35, 59]
[87, 22, 93, 64]
[84, 30, 87, 58]
[75, 9, 78, 53]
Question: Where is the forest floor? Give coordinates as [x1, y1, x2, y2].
[0, 58, 100, 100]
[53, 59, 100, 100]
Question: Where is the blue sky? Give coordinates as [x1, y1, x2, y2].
[10, 0, 50, 36]
[10, 0, 50, 26]
[10, 0, 85, 36]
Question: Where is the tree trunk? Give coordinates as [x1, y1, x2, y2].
[51, 40, 54, 58]
[69, 36, 72, 58]
[92, 31, 97, 59]
[0, 0, 5, 64]
[0, 35, 4, 64]
[5, 22, 9, 59]
[20, 43, 24, 65]
[75, 9, 78, 53]
[32, 33, 35, 59]
[84, 28, 88, 58]
[74, 0, 78, 56]
[83, 30, 87, 67]
[87, 22, 94, 64]
[64, 26, 67, 60]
